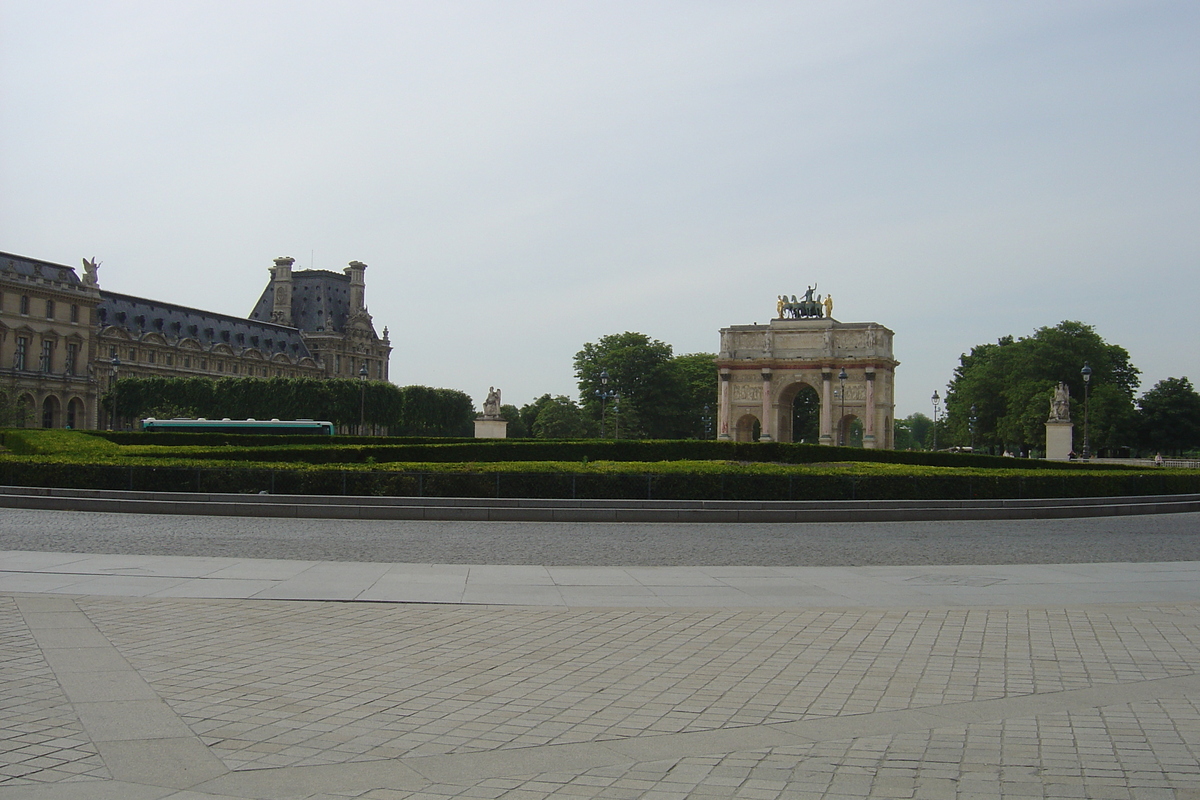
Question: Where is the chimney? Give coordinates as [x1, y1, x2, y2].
[345, 260, 367, 314]
[271, 256, 294, 326]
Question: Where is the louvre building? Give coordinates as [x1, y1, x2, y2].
[0, 251, 391, 429]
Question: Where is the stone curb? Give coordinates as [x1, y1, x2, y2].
[0, 485, 1197, 522]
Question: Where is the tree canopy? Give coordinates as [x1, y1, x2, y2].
[1136, 377, 1200, 456]
[574, 332, 716, 438]
[943, 321, 1138, 455]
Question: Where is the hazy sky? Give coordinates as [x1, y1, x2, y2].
[2, 1, 1196, 418]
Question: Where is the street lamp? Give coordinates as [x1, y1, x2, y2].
[703, 404, 712, 440]
[931, 390, 940, 451]
[969, 403, 977, 453]
[838, 367, 848, 446]
[359, 362, 369, 436]
[595, 369, 617, 438]
[109, 355, 120, 431]
[1081, 362, 1092, 459]
[612, 395, 621, 440]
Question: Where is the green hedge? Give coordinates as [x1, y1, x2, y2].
[85, 433, 1133, 471]
[0, 458, 1194, 500]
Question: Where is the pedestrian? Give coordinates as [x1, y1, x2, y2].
[1155, 453, 1164, 467]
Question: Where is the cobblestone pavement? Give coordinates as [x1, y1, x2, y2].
[2, 575, 1199, 799]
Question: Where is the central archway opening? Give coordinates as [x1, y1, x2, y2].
[791, 385, 820, 444]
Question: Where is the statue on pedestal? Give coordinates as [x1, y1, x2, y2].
[482, 387, 502, 419]
[1049, 382, 1071, 421]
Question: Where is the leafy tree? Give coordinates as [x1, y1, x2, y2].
[575, 332, 673, 438]
[1137, 377, 1200, 456]
[0, 387, 31, 427]
[518, 395, 556, 435]
[665, 353, 718, 438]
[575, 333, 716, 439]
[531, 396, 595, 439]
[894, 413, 933, 451]
[944, 321, 1139, 455]
[499, 404, 529, 438]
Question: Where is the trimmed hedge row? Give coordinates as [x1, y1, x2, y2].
[2, 460, 1195, 500]
[94, 433, 1132, 472]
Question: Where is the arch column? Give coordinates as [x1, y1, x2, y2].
[718, 370, 732, 439]
[759, 369, 773, 441]
[819, 370, 833, 445]
[863, 371, 877, 449]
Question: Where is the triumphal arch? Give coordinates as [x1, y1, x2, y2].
[716, 292, 898, 448]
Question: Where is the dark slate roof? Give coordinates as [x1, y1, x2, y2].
[97, 291, 312, 360]
[248, 269, 355, 334]
[0, 252, 85, 285]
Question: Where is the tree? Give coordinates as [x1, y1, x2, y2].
[574, 333, 717, 439]
[894, 413, 934, 451]
[575, 332, 675, 438]
[499, 404, 529, 438]
[530, 396, 595, 439]
[664, 353, 718, 438]
[1136, 377, 1200, 456]
[0, 387, 31, 427]
[944, 321, 1139, 455]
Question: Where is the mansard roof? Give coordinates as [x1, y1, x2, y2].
[248, 269, 353, 334]
[0, 252, 85, 286]
[97, 291, 312, 360]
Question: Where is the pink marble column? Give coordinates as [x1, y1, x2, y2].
[820, 370, 833, 445]
[718, 371, 732, 439]
[759, 370, 773, 441]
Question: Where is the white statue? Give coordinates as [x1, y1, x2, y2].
[81, 257, 100, 287]
[1049, 381, 1071, 421]
[483, 386, 502, 418]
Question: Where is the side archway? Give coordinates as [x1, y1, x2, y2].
[41, 395, 61, 428]
[734, 413, 761, 442]
[835, 413, 864, 448]
[67, 397, 85, 429]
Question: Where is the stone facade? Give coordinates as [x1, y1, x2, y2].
[0, 251, 392, 430]
[249, 257, 391, 382]
[0, 253, 101, 429]
[716, 318, 898, 448]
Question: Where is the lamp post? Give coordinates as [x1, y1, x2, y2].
[703, 404, 712, 439]
[931, 390, 940, 451]
[612, 396, 620, 440]
[969, 403, 977, 453]
[838, 367, 848, 446]
[109, 355, 120, 431]
[359, 362, 369, 436]
[1081, 362, 1092, 460]
[595, 369, 617, 438]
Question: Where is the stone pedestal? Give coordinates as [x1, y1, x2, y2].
[474, 418, 508, 439]
[1045, 420, 1074, 460]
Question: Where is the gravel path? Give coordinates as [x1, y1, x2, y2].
[0, 508, 1197, 566]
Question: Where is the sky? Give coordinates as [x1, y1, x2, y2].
[2, 0, 1197, 418]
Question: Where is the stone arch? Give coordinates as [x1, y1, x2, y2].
[834, 413, 865, 448]
[775, 380, 822, 444]
[66, 396, 85, 429]
[41, 395, 60, 428]
[734, 413, 761, 442]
